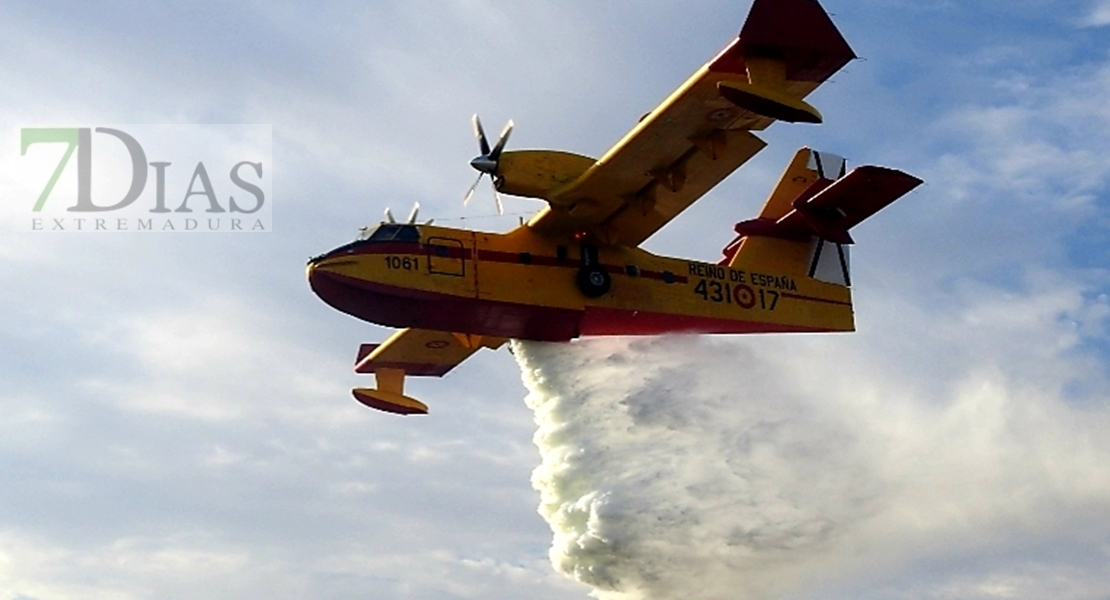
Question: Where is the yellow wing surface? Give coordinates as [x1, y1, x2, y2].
[351, 328, 506, 415]
[499, 0, 856, 247]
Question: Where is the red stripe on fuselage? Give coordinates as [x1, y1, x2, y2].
[333, 242, 693, 286]
[780, 292, 852, 307]
[476, 249, 689, 284]
[477, 249, 564, 267]
[579, 306, 838, 336]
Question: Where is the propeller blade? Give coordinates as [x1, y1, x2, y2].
[406, 202, 420, 224]
[463, 173, 483, 206]
[489, 119, 514, 161]
[465, 115, 515, 215]
[384, 207, 396, 224]
[472, 114, 490, 156]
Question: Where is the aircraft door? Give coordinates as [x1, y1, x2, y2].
[425, 235, 476, 297]
[427, 237, 465, 276]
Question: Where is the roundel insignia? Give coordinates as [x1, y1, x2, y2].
[426, 340, 450, 349]
[734, 284, 756, 309]
[706, 108, 737, 123]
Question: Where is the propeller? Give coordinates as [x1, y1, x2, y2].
[463, 114, 513, 215]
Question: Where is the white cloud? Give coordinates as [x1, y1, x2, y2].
[929, 65, 1110, 210]
[66, 293, 345, 422]
[0, 529, 592, 600]
[1081, 0, 1110, 26]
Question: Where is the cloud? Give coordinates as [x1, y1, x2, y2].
[0, 529, 588, 600]
[1081, 1, 1110, 26]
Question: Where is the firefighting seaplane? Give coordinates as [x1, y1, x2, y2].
[307, 0, 922, 415]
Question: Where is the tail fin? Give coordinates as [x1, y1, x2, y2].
[719, 148, 842, 267]
[756, 147, 845, 221]
[722, 148, 921, 286]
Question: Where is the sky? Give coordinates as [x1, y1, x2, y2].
[2, 1, 1110, 599]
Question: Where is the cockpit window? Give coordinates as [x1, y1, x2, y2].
[357, 223, 420, 243]
[308, 223, 422, 264]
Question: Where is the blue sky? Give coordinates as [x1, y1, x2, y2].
[3, 1, 1110, 599]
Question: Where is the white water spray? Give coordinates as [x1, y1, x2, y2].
[514, 335, 1110, 600]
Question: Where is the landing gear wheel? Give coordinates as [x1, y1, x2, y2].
[577, 265, 611, 298]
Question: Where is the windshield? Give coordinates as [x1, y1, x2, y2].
[308, 223, 422, 264]
[357, 223, 420, 243]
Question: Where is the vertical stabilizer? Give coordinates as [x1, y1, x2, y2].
[758, 147, 844, 220]
[721, 149, 920, 293]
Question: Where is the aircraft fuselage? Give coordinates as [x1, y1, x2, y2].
[307, 222, 855, 342]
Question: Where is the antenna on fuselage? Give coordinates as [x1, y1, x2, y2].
[382, 203, 433, 226]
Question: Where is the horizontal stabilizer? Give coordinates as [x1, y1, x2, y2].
[734, 165, 922, 244]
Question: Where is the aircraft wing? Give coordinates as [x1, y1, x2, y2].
[524, 0, 856, 247]
[351, 328, 506, 415]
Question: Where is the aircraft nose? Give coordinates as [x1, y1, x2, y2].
[307, 256, 342, 303]
[306, 251, 330, 281]
[307, 249, 331, 266]
[306, 253, 340, 287]
[306, 253, 355, 288]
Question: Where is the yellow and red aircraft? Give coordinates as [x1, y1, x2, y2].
[307, 0, 922, 415]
